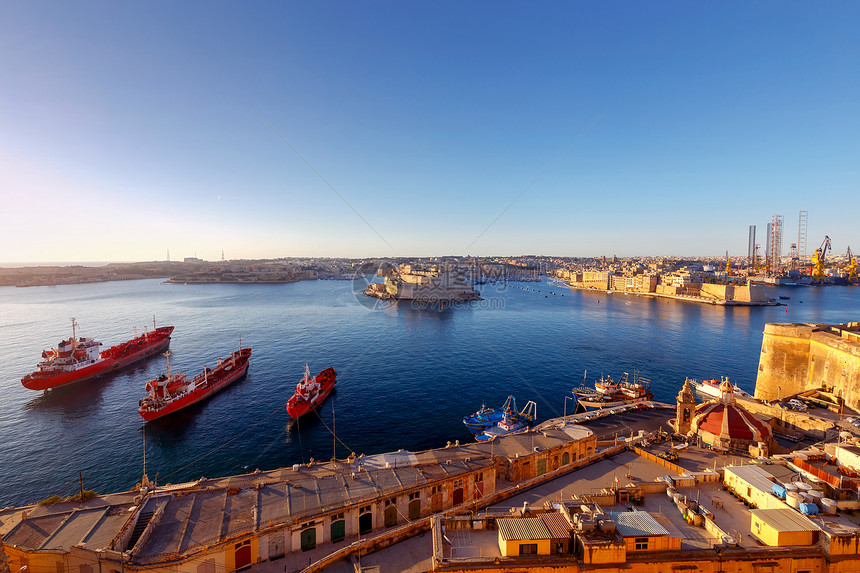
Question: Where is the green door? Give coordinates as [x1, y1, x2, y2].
[300, 527, 316, 551]
[408, 499, 420, 519]
[537, 458, 547, 475]
[330, 519, 345, 542]
[384, 506, 397, 527]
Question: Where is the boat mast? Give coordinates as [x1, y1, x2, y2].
[164, 351, 172, 377]
[71, 317, 77, 341]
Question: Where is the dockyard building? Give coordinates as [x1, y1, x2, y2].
[1, 426, 595, 573]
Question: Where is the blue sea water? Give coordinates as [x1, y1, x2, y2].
[0, 278, 857, 507]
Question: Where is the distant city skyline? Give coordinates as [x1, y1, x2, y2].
[2, 2, 858, 263]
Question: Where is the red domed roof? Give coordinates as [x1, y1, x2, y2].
[693, 401, 771, 442]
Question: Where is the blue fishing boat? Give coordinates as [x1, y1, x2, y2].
[463, 395, 517, 434]
[474, 400, 537, 442]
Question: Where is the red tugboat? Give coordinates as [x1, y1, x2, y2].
[138, 345, 253, 421]
[286, 365, 336, 419]
[22, 318, 174, 391]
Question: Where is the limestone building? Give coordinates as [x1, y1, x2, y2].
[755, 322, 860, 407]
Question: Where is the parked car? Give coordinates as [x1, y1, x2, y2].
[789, 399, 808, 411]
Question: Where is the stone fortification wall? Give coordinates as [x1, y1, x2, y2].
[698, 283, 767, 303]
[754, 323, 860, 409]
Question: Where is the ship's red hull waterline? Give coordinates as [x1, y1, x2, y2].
[286, 367, 336, 419]
[21, 326, 175, 391]
[138, 348, 252, 421]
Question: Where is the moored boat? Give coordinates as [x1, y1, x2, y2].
[474, 400, 537, 441]
[22, 318, 174, 391]
[690, 377, 751, 400]
[138, 346, 252, 421]
[286, 365, 337, 419]
[463, 395, 517, 434]
[573, 371, 652, 411]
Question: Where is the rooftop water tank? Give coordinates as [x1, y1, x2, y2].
[786, 491, 804, 509]
[772, 483, 787, 498]
[783, 483, 799, 493]
[799, 502, 819, 515]
[820, 498, 838, 515]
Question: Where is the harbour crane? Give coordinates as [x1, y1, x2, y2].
[847, 246, 858, 284]
[725, 251, 732, 277]
[811, 236, 831, 283]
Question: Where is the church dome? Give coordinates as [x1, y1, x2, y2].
[692, 401, 772, 442]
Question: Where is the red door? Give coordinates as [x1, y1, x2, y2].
[235, 545, 251, 570]
[453, 487, 464, 505]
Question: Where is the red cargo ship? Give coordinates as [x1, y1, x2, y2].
[138, 346, 253, 421]
[286, 365, 336, 419]
[22, 318, 175, 391]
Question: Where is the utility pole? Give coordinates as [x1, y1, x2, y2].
[79, 472, 84, 502]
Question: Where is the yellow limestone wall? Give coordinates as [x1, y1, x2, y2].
[754, 323, 860, 408]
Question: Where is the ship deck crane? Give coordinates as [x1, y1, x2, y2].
[811, 236, 831, 283]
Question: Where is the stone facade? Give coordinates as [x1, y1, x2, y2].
[754, 323, 860, 407]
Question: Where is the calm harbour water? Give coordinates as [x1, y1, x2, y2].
[0, 278, 857, 507]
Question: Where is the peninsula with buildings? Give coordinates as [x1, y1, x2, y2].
[3, 321, 860, 573]
[3, 246, 857, 302]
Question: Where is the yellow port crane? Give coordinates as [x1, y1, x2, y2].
[725, 251, 732, 276]
[847, 246, 858, 284]
[811, 235, 831, 283]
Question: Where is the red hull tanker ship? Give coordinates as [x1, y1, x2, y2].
[286, 366, 336, 419]
[138, 346, 252, 421]
[22, 318, 174, 391]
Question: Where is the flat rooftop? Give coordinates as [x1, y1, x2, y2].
[1, 420, 595, 564]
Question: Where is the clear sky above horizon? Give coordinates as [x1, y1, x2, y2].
[2, 2, 858, 262]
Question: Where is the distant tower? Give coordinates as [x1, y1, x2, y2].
[770, 214, 784, 273]
[748, 226, 756, 270]
[167, 249, 170, 262]
[798, 210, 808, 261]
[765, 223, 773, 271]
[222, 250, 225, 262]
[674, 378, 697, 436]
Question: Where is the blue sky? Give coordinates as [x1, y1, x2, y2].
[1, 2, 858, 261]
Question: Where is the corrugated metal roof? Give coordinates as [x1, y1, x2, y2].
[497, 517, 551, 541]
[539, 513, 572, 539]
[610, 511, 670, 537]
[750, 508, 821, 533]
[724, 464, 777, 494]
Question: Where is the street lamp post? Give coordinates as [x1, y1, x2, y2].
[564, 395, 575, 418]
